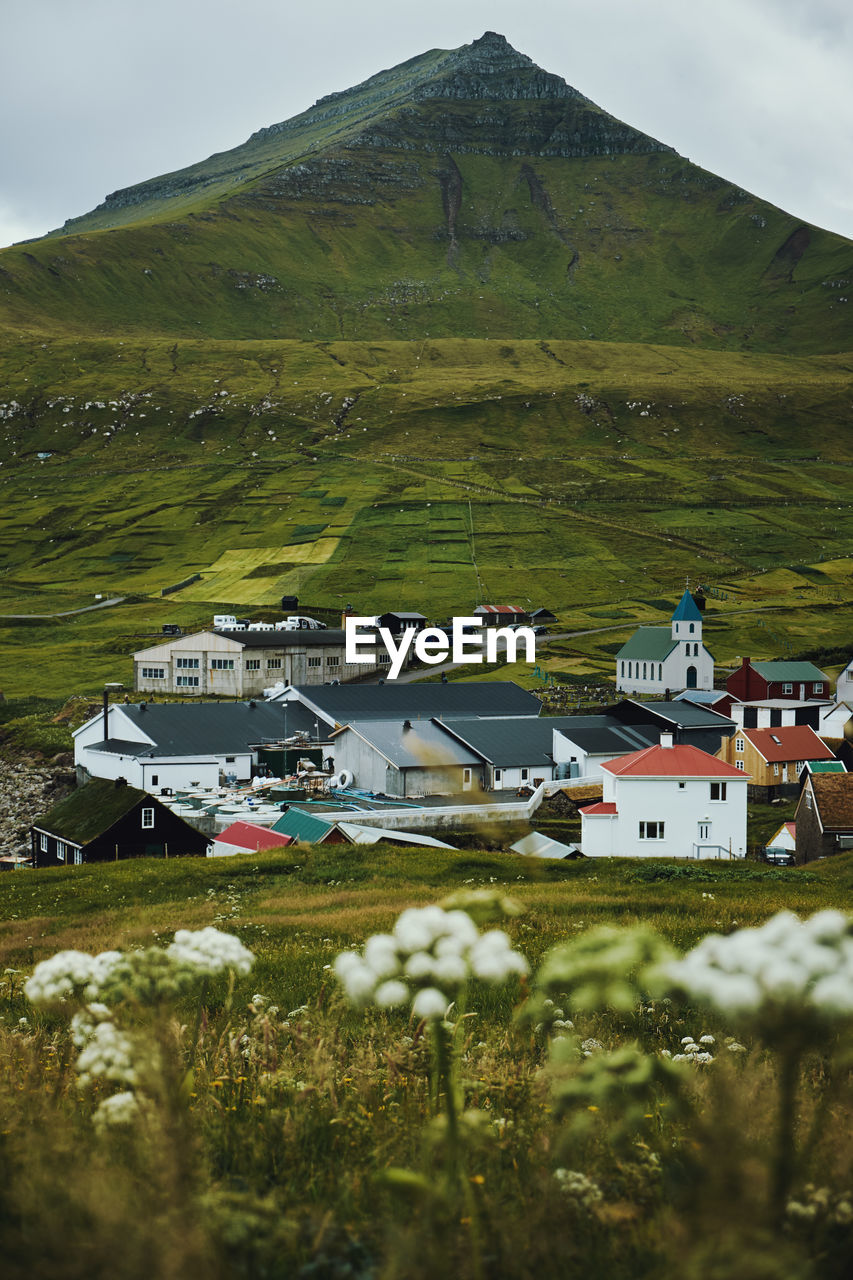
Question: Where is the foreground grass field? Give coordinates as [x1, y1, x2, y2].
[2, 848, 853, 1280]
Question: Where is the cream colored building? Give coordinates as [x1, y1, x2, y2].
[134, 628, 388, 697]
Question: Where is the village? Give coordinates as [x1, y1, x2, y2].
[18, 588, 853, 873]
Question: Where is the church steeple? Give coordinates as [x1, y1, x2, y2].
[671, 588, 703, 641]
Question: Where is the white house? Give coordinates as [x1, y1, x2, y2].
[580, 734, 748, 859]
[837, 660, 853, 704]
[616, 590, 714, 695]
[819, 701, 853, 741]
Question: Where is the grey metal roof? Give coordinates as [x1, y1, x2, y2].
[612, 699, 734, 729]
[217, 628, 346, 648]
[338, 719, 483, 770]
[549, 716, 659, 755]
[115, 700, 323, 757]
[673, 690, 729, 706]
[439, 715, 581, 767]
[288, 681, 543, 725]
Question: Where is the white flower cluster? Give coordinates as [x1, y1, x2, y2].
[166, 927, 255, 977]
[786, 1184, 853, 1227]
[76, 1021, 139, 1088]
[24, 949, 121, 1006]
[671, 1033, 715, 1065]
[93, 1090, 142, 1133]
[553, 1168, 603, 1210]
[334, 905, 529, 1017]
[666, 910, 853, 1019]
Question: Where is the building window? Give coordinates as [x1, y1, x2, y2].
[689, 623, 694, 634]
[73, 848, 83, 866]
[620, 662, 625, 677]
[773, 763, 779, 776]
[678, 781, 685, 790]
[378, 653, 391, 665]
[141, 667, 165, 679]
[814, 682, 824, 694]
[643, 663, 647, 679]
[463, 768, 472, 785]
[267, 659, 281, 669]
[327, 657, 339, 667]
[225, 757, 235, 764]
[176, 657, 199, 669]
[735, 738, 744, 753]
[57, 841, 67, 862]
[736, 761, 745, 771]
[151, 774, 159, 786]
[211, 659, 234, 671]
[307, 656, 322, 668]
[658, 664, 663, 680]
[782, 682, 793, 694]
[796, 761, 804, 773]
[710, 782, 727, 801]
[639, 821, 665, 840]
[245, 659, 261, 671]
[176, 676, 199, 687]
[141, 808, 154, 829]
[521, 768, 529, 781]
[39, 832, 48, 852]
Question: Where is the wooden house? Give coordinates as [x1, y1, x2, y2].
[472, 605, 529, 627]
[726, 658, 829, 703]
[31, 778, 210, 868]
[795, 773, 853, 864]
[716, 724, 834, 799]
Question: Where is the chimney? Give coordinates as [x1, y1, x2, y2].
[660, 732, 674, 749]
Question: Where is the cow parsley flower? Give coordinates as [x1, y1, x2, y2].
[553, 1168, 603, 1209]
[93, 1090, 141, 1133]
[166, 927, 255, 977]
[76, 1021, 138, 1088]
[334, 904, 528, 1016]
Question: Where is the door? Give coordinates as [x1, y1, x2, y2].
[686, 665, 698, 689]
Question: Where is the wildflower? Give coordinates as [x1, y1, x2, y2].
[535, 924, 675, 1014]
[166, 927, 255, 976]
[93, 1090, 141, 1132]
[76, 1022, 138, 1088]
[553, 1168, 603, 1209]
[334, 904, 528, 1017]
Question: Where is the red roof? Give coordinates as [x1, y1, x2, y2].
[743, 725, 834, 764]
[602, 742, 746, 778]
[785, 822, 796, 838]
[474, 604, 526, 615]
[216, 821, 294, 851]
[579, 801, 618, 815]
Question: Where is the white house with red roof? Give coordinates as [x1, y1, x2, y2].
[580, 733, 748, 859]
[211, 821, 295, 858]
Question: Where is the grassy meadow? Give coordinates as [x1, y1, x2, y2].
[2, 847, 853, 1280]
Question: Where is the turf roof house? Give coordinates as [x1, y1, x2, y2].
[616, 591, 714, 695]
[795, 773, 853, 864]
[580, 736, 748, 860]
[74, 699, 324, 791]
[133, 627, 389, 698]
[726, 658, 829, 703]
[31, 778, 210, 868]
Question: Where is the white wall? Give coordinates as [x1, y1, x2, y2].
[583, 773, 747, 859]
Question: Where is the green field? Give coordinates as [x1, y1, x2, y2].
[2, 847, 852, 1279]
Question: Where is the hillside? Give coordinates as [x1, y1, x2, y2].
[0, 32, 851, 694]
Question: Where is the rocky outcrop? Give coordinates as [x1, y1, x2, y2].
[0, 759, 74, 861]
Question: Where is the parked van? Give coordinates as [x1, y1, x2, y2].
[213, 615, 237, 629]
[276, 615, 326, 631]
[248, 622, 275, 631]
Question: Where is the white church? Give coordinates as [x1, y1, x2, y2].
[616, 590, 715, 696]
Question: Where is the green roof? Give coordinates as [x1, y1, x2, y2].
[671, 589, 703, 623]
[808, 760, 846, 774]
[616, 627, 677, 662]
[751, 661, 828, 682]
[33, 778, 149, 845]
[272, 808, 338, 843]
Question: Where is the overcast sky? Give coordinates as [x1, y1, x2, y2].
[2, 0, 852, 249]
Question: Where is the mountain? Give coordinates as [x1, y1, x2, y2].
[1, 31, 851, 352]
[0, 33, 851, 695]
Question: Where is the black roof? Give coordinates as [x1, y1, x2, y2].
[547, 716, 659, 754]
[440, 715, 582, 767]
[95, 700, 324, 757]
[286, 681, 543, 726]
[608, 699, 734, 730]
[216, 628, 345, 648]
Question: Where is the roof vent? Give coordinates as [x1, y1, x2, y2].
[660, 732, 674, 748]
[114, 777, 127, 788]
[139, 702, 147, 711]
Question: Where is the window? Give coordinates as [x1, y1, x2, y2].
[327, 657, 339, 667]
[176, 657, 199, 669]
[639, 821, 665, 840]
[620, 662, 625, 676]
[643, 663, 647, 679]
[796, 761, 804, 773]
[307, 656, 322, 668]
[698, 822, 710, 840]
[267, 659, 281, 669]
[211, 659, 234, 671]
[658, 664, 663, 680]
[689, 623, 695, 634]
[773, 763, 779, 776]
[225, 757, 235, 764]
[735, 738, 744, 753]
[141, 808, 154, 829]
[463, 768, 472, 785]
[141, 667, 165, 679]
[782, 682, 793, 694]
[710, 782, 727, 801]
[678, 781, 685, 790]
[57, 841, 67, 862]
[176, 675, 199, 687]
[73, 848, 83, 866]
[736, 761, 745, 771]
[151, 775, 158, 786]
[521, 768, 529, 781]
[814, 683, 824, 694]
[378, 653, 391, 665]
[245, 659, 261, 671]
